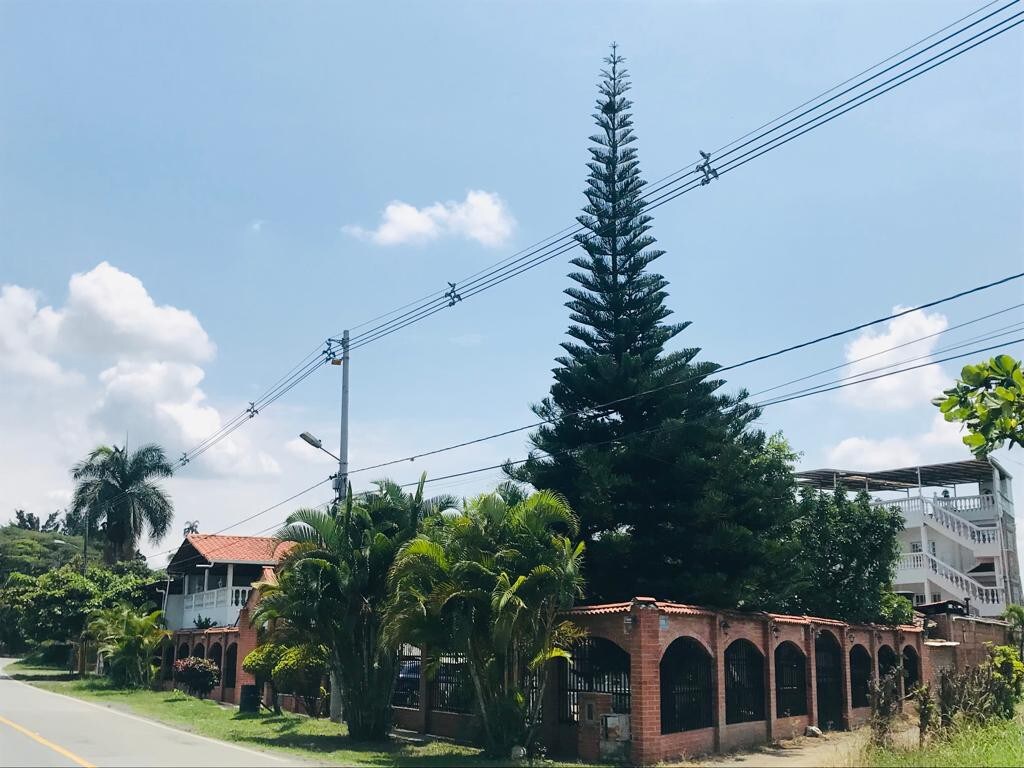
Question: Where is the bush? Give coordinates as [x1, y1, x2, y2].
[173, 656, 219, 698]
[988, 644, 1024, 718]
[272, 644, 328, 718]
[242, 642, 286, 714]
[869, 670, 901, 747]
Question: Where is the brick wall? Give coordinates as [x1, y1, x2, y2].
[930, 614, 1010, 669]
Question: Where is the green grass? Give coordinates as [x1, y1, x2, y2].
[858, 715, 1024, 768]
[6, 660, 588, 767]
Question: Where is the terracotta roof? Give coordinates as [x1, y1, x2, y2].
[181, 534, 292, 565]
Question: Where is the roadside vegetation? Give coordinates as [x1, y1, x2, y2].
[5, 660, 590, 767]
[858, 644, 1024, 768]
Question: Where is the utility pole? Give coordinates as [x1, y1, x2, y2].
[335, 329, 350, 503]
[82, 507, 89, 575]
[329, 329, 349, 724]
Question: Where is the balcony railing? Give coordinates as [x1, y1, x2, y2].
[898, 552, 1004, 606]
[874, 496, 998, 547]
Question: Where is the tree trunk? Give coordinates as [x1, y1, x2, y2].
[329, 666, 343, 722]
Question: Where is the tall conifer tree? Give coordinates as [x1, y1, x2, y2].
[512, 47, 796, 605]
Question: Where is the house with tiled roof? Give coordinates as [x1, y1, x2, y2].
[154, 533, 293, 706]
[163, 534, 291, 631]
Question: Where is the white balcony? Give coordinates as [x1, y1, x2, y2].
[167, 586, 251, 631]
[875, 495, 999, 555]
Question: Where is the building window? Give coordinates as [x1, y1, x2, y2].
[914, 594, 925, 605]
[932, 593, 941, 603]
[930, 541, 936, 557]
[911, 542, 922, 553]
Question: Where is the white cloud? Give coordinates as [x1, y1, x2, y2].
[0, 263, 276, 480]
[249, 219, 265, 233]
[839, 306, 949, 410]
[826, 413, 966, 470]
[344, 190, 515, 247]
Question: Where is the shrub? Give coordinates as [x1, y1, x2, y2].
[173, 656, 219, 698]
[272, 644, 328, 718]
[988, 644, 1024, 718]
[915, 682, 937, 748]
[242, 642, 286, 714]
[869, 670, 901, 747]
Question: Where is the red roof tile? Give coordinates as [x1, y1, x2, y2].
[182, 534, 291, 565]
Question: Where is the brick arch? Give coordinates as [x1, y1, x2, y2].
[814, 626, 842, 646]
[815, 630, 843, 730]
[774, 641, 807, 718]
[177, 642, 189, 660]
[558, 635, 632, 722]
[660, 629, 713, 659]
[724, 639, 765, 724]
[192, 643, 206, 659]
[849, 644, 872, 709]
[208, 642, 223, 670]
[660, 636, 715, 733]
[902, 645, 920, 691]
[878, 644, 898, 678]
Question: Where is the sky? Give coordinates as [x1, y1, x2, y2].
[1, 0, 1022, 567]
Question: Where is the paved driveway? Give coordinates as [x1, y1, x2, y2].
[0, 658, 302, 767]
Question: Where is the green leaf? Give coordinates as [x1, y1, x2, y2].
[963, 432, 987, 448]
[994, 386, 1016, 402]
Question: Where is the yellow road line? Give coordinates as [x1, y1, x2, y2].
[0, 713, 95, 768]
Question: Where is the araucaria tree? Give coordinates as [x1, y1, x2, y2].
[71, 444, 174, 563]
[511, 47, 796, 605]
[387, 484, 585, 757]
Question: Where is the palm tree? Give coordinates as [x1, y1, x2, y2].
[387, 483, 586, 757]
[253, 473, 456, 739]
[71, 444, 174, 563]
[88, 605, 168, 687]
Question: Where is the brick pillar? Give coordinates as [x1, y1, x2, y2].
[712, 614, 726, 751]
[805, 625, 818, 728]
[764, 620, 777, 741]
[895, 630, 906, 711]
[870, 629, 879, 685]
[918, 634, 932, 692]
[233, 604, 259, 705]
[628, 597, 661, 766]
[839, 627, 852, 730]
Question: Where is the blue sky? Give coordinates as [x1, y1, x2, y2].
[1, 1, 1022, 561]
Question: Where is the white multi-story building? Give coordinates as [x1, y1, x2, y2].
[797, 458, 1021, 618]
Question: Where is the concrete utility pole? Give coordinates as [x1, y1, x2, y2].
[329, 329, 350, 724]
[335, 330, 350, 503]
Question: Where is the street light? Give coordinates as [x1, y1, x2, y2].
[298, 431, 343, 495]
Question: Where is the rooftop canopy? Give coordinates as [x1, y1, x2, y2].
[795, 457, 1010, 492]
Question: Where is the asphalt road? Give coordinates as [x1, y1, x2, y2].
[0, 658, 301, 767]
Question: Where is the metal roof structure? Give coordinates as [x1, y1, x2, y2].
[795, 457, 1010, 492]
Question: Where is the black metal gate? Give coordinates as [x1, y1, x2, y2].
[815, 634, 843, 730]
[558, 637, 630, 722]
[660, 637, 714, 733]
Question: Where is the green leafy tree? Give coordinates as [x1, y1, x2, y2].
[934, 355, 1023, 456]
[510, 47, 796, 605]
[253, 474, 454, 739]
[12, 510, 61, 532]
[388, 485, 586, 757]
[988, 644, 1024, 718]
[879, 591, 915, 626]
[272, 644, 328, 718]
[88, 605, 168, 687]
[0, 526, 99, 584]
[71, 444, 174, 563]
[1001, 604, 1024, 658]
[774, 489, 904, 623]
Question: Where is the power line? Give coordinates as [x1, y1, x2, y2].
[339, 2, 1022, 353]
[346, 274, 1024, 475]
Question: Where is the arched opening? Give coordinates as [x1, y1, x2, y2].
[162, 642, 175, 681]
[192, 643, 205, 659]
[725, 639, 765, 724]
[878, 645, 898, 681]
[849, 645, 872, 709]
[815, 631, 843, 730]
[902, 646, 920, 692]
[223, 644, 238, 690]
[558, 637, 631, 722]
[208, 642, 223, 670]
[177, 642, 189, 660]
[774, 641, 807, 718]
[660, 637, 714, 733]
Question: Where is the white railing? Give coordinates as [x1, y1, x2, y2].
[929, 502, 999, 546]
[874, 496, 998, 547]
[898, 552, 1005, 606]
